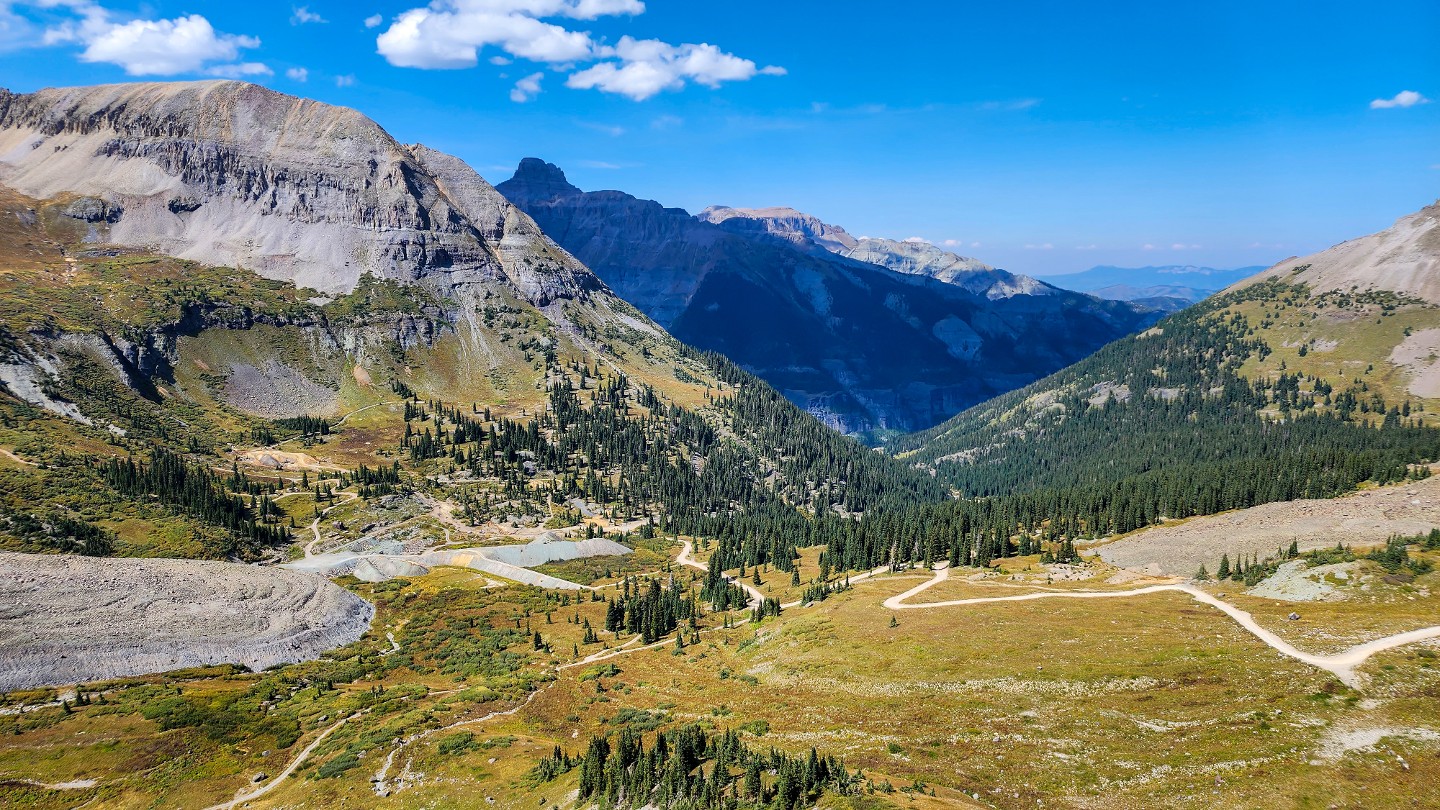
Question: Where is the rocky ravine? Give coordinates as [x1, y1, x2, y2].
[0, 551, 373, 690]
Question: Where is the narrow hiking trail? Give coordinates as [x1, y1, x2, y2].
[885, 563, 1440, 687]
[303, 492, 360, 557]
[201, 712, 359, 810]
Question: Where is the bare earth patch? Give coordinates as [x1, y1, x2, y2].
[222, 360, 338, 419]
[1099, 475, 1440, 575]
[1389, 326, 1440, 397]
[0, 551, 373, 690]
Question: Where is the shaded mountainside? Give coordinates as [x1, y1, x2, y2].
[885, 204, 1440, 549]
[498, 159, 1158, 435]
[0, 80, 941, 564]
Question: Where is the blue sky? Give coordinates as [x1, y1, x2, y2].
[0, 1, 1436, 275]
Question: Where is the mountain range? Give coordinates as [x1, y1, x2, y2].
[1039, 264, 1265, 310]
[497, 160, 1159, 435]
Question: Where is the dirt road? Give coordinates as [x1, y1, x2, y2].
[885, 564, 1440, 687]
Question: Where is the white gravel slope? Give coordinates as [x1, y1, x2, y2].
[0, 552, 373, 690]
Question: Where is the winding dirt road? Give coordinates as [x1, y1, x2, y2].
[674, 540, 891, 611]
[885, 564, 1440, 687]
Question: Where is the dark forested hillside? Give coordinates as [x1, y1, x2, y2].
[836, 279, 1440, 573]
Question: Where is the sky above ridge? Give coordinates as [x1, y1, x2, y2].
[0, 1, 1436, 275]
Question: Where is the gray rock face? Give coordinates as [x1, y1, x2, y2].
[0, 81, 600, 305]
[699, 205, 859, 254]
[699, 205, 1051, 301]
[843, 238, 1048, 299]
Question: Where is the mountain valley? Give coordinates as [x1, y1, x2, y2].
[498, 160, 1160, 436]
[0, 78, 1437, 810]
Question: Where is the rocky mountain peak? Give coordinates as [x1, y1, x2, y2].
[0, 80, 602, 305]
[508, 158, 581, 201]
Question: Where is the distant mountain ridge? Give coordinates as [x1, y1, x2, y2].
[698, 205, 1052, 299]
[1041, 264, 1265, 306]
[498, 159, 1160, 435]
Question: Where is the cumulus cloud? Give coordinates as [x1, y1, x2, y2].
[36, 2, 263, 75]
[286, 66, 308, 82]
[1370, 90, 1429, 109]
[364, 13, 384, 28]
[903, 236, 930, 244]
[335, 73, 355, 86]
[568, 36, 780, 100]
[376, 0, 780, 100]
[510, 71, 542, 102]
[291, 6, 326, 25]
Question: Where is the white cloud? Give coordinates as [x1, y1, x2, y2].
[650, 113, 682, 129]
[979, 98, 1041, 111]
[1171, 243, 1201, 250]
[1075, 244, 1099, 250]
[577, 159, 622, 169]
[286, 66, 308, 82]
[1142, 243, 1156, 250]
[375, 0, 779, 100]
[377, 3, 598, 68]
[364, 13, 384, 28]
[489, 54, 512, 65]
[568, 36, 779, 100]
[903, 236, 929, 244]
[291, 6, 326, 25]
[580, 121, 625, 136]
[941, 239, 961, 248]
[335, 73, 355, 86]
[1370, 90, 1429, 109]
[0, 4, 36, 51]
[510, 71, 543, 102]
[206, 61, 272, 78]
[36, 2, 263, 76]
[1024, 243, 1054, 250]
